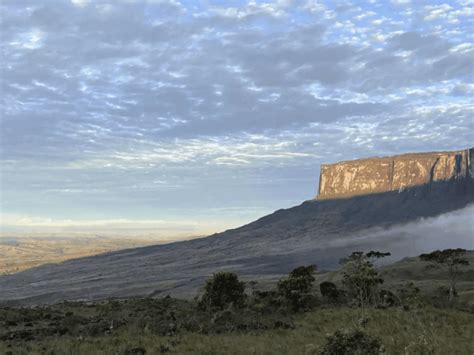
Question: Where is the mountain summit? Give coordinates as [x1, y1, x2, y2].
[317, 148, 473, 199]
[1, 148, 473, 305]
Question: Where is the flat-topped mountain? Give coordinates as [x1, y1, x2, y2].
[1, 148, 473, 305]
[317, 148, 473, 199]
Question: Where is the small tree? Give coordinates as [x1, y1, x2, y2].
[419, 248, 469, 302]
[278, 265, 316, 311]
[340, 251, 390, 307]
[199, 272, 246, 310]
[398, 282, 422, 309]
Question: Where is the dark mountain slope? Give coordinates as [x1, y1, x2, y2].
[0, 179, 473, 306]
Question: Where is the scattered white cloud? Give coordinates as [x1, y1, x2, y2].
[9, 29, 44, 49]
[1, 0, 472, 234]
[391, 0, 410, 5]
[70, 0, 89, 8]
[212, 0, 292, 19]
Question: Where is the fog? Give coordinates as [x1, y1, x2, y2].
[326, 204, 474, 264]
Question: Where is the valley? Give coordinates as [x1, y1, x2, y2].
[0, 236, 164, 275]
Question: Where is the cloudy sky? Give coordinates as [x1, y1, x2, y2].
[1, 0, 473, 237]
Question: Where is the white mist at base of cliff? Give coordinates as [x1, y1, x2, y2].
[322, 203, 474, 263]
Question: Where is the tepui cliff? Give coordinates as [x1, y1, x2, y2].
[317, 148, 474, 199]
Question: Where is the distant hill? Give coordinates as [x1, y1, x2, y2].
[0, 150, 473, 306]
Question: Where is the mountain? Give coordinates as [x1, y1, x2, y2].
[317, 148, 473, 199]
[0, 148, 473, 306]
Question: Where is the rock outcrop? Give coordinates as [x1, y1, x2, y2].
[317, 148, 473, 200]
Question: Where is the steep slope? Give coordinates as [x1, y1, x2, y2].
[1, 177, 473, 306]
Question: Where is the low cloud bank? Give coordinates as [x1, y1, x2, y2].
[325, 204, 474, 263]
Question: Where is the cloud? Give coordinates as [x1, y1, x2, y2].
[0, 213, 228, 239]
[70, 0, 89, 8]
[1, 0, 473, 234]
[325, 204, 474, 262]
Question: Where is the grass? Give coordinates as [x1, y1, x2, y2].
[1, 306, 472, 354]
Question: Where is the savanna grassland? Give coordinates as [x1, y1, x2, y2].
[1, 303, 472, 355]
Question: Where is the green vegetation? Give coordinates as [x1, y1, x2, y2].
[277, 264, 317, 311]
[1, 249, 473, 354]
[320, 329, 383, 355]
[198, 272, 246, 310]
[319, 281, 340, 303]
[1, 305, 472, 354]
[340, 251, 390, 307]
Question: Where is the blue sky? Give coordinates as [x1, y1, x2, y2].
[1, 0, 473, 237]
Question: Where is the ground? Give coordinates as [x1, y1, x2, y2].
[1, 302, 472, 354]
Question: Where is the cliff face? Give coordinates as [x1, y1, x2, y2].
[317, 148, 473, 200]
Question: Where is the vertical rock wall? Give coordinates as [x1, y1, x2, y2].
[317, 148, 473, 200]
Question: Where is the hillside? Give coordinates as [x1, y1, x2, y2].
[316, 251, 474, 302]
[0, 177, 473, 306]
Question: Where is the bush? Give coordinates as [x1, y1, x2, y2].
[378, 289, 399, 307]
[397, 282, 422, 310]
[278, 265, 317, 311]
[198, 272, 246, 310]
[250, 290, 280, 313]
[320, 329, 384, 355]
[320, 281, 339, 302]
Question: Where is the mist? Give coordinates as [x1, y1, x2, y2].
[325, 204, 474, 264]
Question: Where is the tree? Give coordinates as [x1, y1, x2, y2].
[277, 265, 316, 310]
[199, 272, 246, 310]
[340, 251, 390, 307]
[419, 248, 469, 302]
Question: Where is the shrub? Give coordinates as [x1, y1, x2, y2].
[320, 329, 384, 355]
[250, 290, 280, 313]
[320, 281, 339, 302]
[378, 289, 399, 307]
[398, 282, 422, 310]
[278, 265, 317, 311]
[198, 272, 246, 310]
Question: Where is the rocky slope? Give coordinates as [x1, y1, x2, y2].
[0, 149, 473, 305]
[317, 148, 473, 199]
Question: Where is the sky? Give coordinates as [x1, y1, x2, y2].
[0, 0, 473, 238]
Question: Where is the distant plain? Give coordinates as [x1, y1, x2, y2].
[0, 235, 167, 275]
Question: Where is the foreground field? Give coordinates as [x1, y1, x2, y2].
[1, 303, 472, 354]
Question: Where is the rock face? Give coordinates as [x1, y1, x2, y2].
[317, 148, 473, 200]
